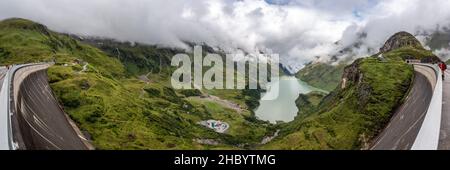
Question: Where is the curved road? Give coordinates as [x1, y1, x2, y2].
[371, 65, 435, 150]
[1, 64, 88, 150]
[15, 69, 87, 149]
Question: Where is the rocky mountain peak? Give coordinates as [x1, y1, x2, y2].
[0, 18, 50, 36]
[379, 31, 424, 53]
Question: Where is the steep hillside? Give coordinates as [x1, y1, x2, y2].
[78, 38, 177, 76]
[294, 91, 327, 117]
[79, 38, 265, 112]
[296, 63, 346, 91]
[262, 31, 436, 149]
[263, 57, 413, 149]
[0, 18, 272, 149]
[0, 18, 124, 76]
[296, 31, 442, 93]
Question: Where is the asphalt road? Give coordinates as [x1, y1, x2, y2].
[15, 69, 86, 150]
[371, 65, 435, 150]
[439, 70, 450, 149]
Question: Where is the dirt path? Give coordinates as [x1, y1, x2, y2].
[191, 95, 243, 113]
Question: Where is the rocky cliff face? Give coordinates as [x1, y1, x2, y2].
[341, 59, 363, 89]
[342, 31, 420, 89]
[379, 31, 424, 53]
[340, 58, 373, 110]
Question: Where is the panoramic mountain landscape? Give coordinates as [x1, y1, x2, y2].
[1, 0, 450, 154]
[0, 17, 444, 150]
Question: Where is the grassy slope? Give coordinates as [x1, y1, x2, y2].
[80, 38, 177, 76]
[382, 46, 438, 61]
[427, 30, 450, 50]
[83, 38, 265, 112]
[296, 63, 346, 92]
[262, 51, 415, 150]
[0, 18, 270, 149]
[266, 33, 437, 149]
[295, 91, 327, 117]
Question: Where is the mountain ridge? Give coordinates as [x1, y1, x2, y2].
[263, 31, 439, 149]
[0, 18, 273, 149]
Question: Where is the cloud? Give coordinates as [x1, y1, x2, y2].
[328, 0, 450, 65]
[357, 0, 450, 47]
[435, 48, 450, 61]
[1, 0, 450, 72]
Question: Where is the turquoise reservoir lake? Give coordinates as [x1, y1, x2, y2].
[255, 76, 326, 123]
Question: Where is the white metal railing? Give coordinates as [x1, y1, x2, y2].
[411, 63, 443, 150]
[0, 68, 11, 150]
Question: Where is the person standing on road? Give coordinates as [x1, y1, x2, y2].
[439, 62, 447, 80]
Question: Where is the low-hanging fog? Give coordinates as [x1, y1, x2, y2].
[1, 0, 450, 73]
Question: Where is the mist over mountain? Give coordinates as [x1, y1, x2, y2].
[2, 0, 450, 73]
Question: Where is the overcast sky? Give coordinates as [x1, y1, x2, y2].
[1, 0, 450, 72]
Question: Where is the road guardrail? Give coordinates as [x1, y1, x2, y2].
[0, 63, 51, 150]
[411, 63, 443, 150]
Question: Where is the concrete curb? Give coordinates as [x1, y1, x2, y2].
[0, 63, 51, 150]
[411, 63, 443, 150]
